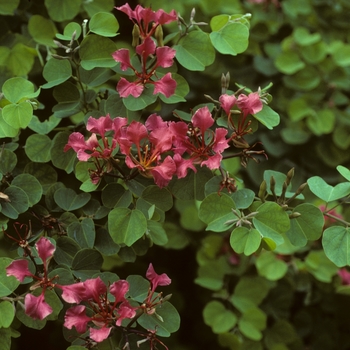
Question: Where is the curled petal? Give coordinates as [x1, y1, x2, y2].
[83, 277, 107, 302]
[25, 293, 52, 320]
[155, 9, 177, 24]
[151, 156, 176, 188]
[201, 153, 223, 170]
[145, 113, 168, 130]
[110, 280, 129, 303]
[153, 73, 176, 97]
[6, 259, 32, 282]
[117, 78, 144, 98]
[219, 94, 237, 115]
[155, 46, 176, 68]
[64, 305, 90, 333]
[212, 128, 229, 153]
[59, 282, 86, 303]
[87, 115, 113, 138]
[136, 37, 156, 58]
[35, 237, 55, 265]
[192, 106, 214, 131]
[116, 300, 137, 326]
[146, 263, 171, 291]
[173, 154, 197, 178]
[237, 92, 263, 115]
[90, 326, 112, 343]
[112, 49, 133, 71]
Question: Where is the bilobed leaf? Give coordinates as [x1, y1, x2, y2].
[0, 149, 17, 174]
[101, 183, 132, 208]
[0, 258, 20, 297]
[28, 115, 61, 135]
[42, 59, 72, 88]
[2, 77, 40, 103]
[11, 174, 43, 206]
[203, 301, 237, 334]
[83, 0, 114, 17]
[122, 87, 158, 111]
[23, 162, 57, 194]
[56, 22, 82, 40]
[238, 308, 267, 341]
[80, 34, 117, 70]
[199, 193, 236, 232]
[275, 51, 305, 74]
[322, 226, 350, 267]
[255, 251, 288, 281]
[307, 176, 350, 202]
[141, 186, 173, 212]
[89, 12, 119, 37]
[0, 111, 19, 138]
[126, 275, 149, 302]
[67, 218, 95, 248]
[50, 132, 77, 173]
[1, 186, 29, 219]
[137, 302, 180, 337]
[25, 134, 52, 162]
[230, 227, 261, 255]
[147, 220, 168, 245]
[231, 188, 255, 209]
[72, 249, 103, 279]
[44, 0, 82, 22]
[253, 202, 290, 246]
[2, 102, 33, 129]
[337, 165, 350, 181]
[0, 301, 15, 328]
[79, 66, 114, 87]
[54, 188, 91, 211]
[286, 203, 324, 247]
[209, 22, 249, 56]
[54, 236, 80, 266]
[254, 104, 280, 130]
[108, 208, 147, 246]
[28, 15, 57, 46]
[174, 30, 215, 71]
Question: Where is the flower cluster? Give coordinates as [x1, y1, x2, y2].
[113, 4, 177, 98]
[60, 277, 136, 342]
[6, 236, 57, 320]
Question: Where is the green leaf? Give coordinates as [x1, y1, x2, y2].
[0, 149, 17, 174]
[80, 34, 117, 70]
[195, 257, 226, 290]
[307, 176, 350, 202]
[210, 22, 249, 55]
[1, 186, 29, 219]
[23, 162, 57, 194]
[50, 132, 77, 173]
[305, 250, 338, 282]
[72, 249, 103, 279]
[322, 226, 350, 267]
[28, 15, 57, 46]
[141, 186, 173, 212]
[126, 275, 149, 303]
[2, 102, 33, 129]
[264, 320, 298, 348]
[42, 59, 72, 88]
[24, 134, 52, 162]
[94, 228, 120, 256]
[0, 301, 15, 328]
[122, 86, 158, 111]
[333, 43, 350, 67]
[56, 22, 82, 40]
[306, 108, 335, 136]
[198, 193, 236, 232]
[231, 188, 255, 209]
[44, 0, 82, 22]
[230, 227, 261, 255]
[54, 188, 91, 211]
[283, 66, 321, 91]
[89, 12, 119, 37]
[54, 236, 80, 266]
[11, 174, 43, 206]
[108, 208, 147, 246]
[147, 220, 168, 245]
[255, 251, 288, 281]
[203, 301, 237, 334]
[0, 111, 19, 138]
[83, 0, 114, 17]
[293, 27, 321, 46]
[0, 258, 20, 298]
[79, 66, 114, 87]
[253, 202, 290, 246]
[0, 0, 20, 15]
[2, 77, 40, 103]
[137, 302, 180, 337]
[238, 308, 267, 341]
[337, 165, 350, 181]
[67, 218, 95, 249]
[174, 30, 215, 71]
[253, 104, 280, 130]
[286, 204, 324, 247]
[101, 183, 132, 208]
[28, 115, 60, 135]
[275, 51, 305, 74]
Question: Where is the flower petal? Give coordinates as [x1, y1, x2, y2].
[6, 259, 32, 282]
[25, 293, 52, 320]
[64, 305, 90, 333]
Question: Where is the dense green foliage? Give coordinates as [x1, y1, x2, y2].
[1, 0, 350, 349]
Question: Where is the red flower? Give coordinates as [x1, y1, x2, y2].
[146, 263, 171, 292]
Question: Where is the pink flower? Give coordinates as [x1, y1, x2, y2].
[90, 327, 112, 342]
[36, 236, 55, 270]
[116, 300, 137, 326]
[237, 92, 263, 116]
[59, 282, 86, 303]
[110, 280, 129, 303]
[338, 268, 350, 285]
[64, 305, 91, 333]
[219, 94, 237, 115]
[6, 259, 33, 282]
[146, 263, 171, 292]
[153, 73, 177, 98]
[25, 293, 53, 320]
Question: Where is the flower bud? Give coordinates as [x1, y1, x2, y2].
[155, 25, 164, 47]
[132, 24, 140, 47]
[285, 167, 294, 186]
[289, 212, 301, 219]
[258, 180, 267, 202]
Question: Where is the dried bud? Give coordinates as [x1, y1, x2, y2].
[289, 212, 301, 219]
[190, 8, 196, 22]
[132, 24, 140, 47]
